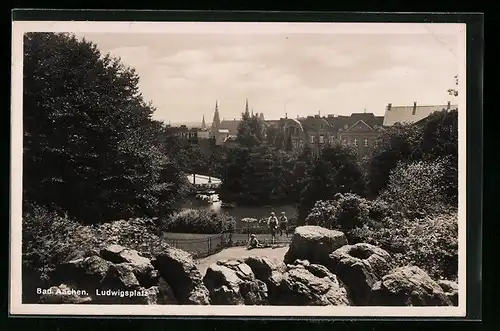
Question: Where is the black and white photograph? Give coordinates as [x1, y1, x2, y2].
[11, 19, 467, 317]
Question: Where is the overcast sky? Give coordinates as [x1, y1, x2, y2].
[75, 24, 462, 124]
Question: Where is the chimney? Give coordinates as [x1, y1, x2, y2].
[447, 101, 451, 110]
[412, 102, 417, 115]
[285, 113, 288, 119]
[387, 103, 392, 111]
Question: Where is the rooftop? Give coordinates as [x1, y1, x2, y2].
[383, 102, 457, 126]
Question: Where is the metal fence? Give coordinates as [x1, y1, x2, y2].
[166, 227, 294, 259]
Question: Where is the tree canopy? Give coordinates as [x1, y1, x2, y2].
[236, 112, 266, 148]
[297, 143, 367, 223]
[23, 32, 186, 223]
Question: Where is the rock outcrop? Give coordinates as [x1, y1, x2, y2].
[203, 257, 351, 306]
[283, 226, 348, 266]
[369, 266, 453, 306]
[328, 243, 394, 305]
[437, 280, 459, 306]
[203, 259, 268, 305]
[47, 245, 177, 305]
[272, 260, 351, 306]
[153, 247, 210, 305]
[36, 242, 455, 307]
[51, 255, 114, 291]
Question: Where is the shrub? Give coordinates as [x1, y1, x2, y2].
[367, 198, 391, 222]
[22, 204, 172, 284]
[366, 123, 423, 197]
[305, 200, 337, 227]
[379, 157, 451, 218]
[335, 193, 371, 230]
[161, 209, 236, 234]
[349, 211, 458, 280]
[22, 204, 80, 283]
[305, 193, 374, 232]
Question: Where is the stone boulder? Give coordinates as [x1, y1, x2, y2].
[100, 244, 151, 265]
[100, 263, 142, 290]
[243, 256, 286, 300]
[328, 243, 394, 305]
[283, 226, 347, 266]
[154, 277, 179, 304]
[437, 280, 459, 306]
[52, 255, 113, 291]
[269, 261, 352, 306]
[203, 259, 268, 305]
[243, 256, 286, 281]
[153, 247, 210, 305]
[369, 266, 453, 306]
[99, 245, 158, 288]
[38, 284, 93, 304]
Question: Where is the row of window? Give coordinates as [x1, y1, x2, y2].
[308, 135, 336, 144]
[179, 132, 198, 138]
[305, 135, 372, 147]
[342, 137, 370, 147]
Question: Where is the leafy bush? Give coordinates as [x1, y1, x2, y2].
[349, 211, 458, 280]
[379, 157, 451, 217]
[305, 200, 337, 227]
[335, 193, 371, 230]
[367, 123, 423, 197]
[305, 193, 375, 232]
[367, 109, 458, 201]
[162, 209, 236, 234]
[367, 198, 391, 222]
[22, 204, 172, 283]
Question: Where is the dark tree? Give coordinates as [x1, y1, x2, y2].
[23, 32, 185, 223]
[418, 109, 458, 205]
[367, 109, 458, 202]
[297, 143, 366, 224]
[366, 123, 423, 197]
[236, 112, 265, 148]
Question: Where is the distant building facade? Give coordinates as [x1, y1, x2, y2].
[331, 113, 385, 156]
[275, 112, 384, 157]
[167, 99, 456, 157]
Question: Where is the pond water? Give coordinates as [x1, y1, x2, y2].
[178, 195, 298, 228]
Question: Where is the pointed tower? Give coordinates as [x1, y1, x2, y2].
[201, 114, 206, 130]
[211, 100, 221, 137]
[244, 98, 250, 117]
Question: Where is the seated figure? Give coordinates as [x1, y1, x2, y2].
[247, 234, 262, 249]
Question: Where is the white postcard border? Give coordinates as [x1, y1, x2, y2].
[10, 20, 468, 317]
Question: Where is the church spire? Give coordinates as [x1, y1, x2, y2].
[211, 100, 221, 133]
[244, 98, 250, 117]
[201, 114, 206, 130]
